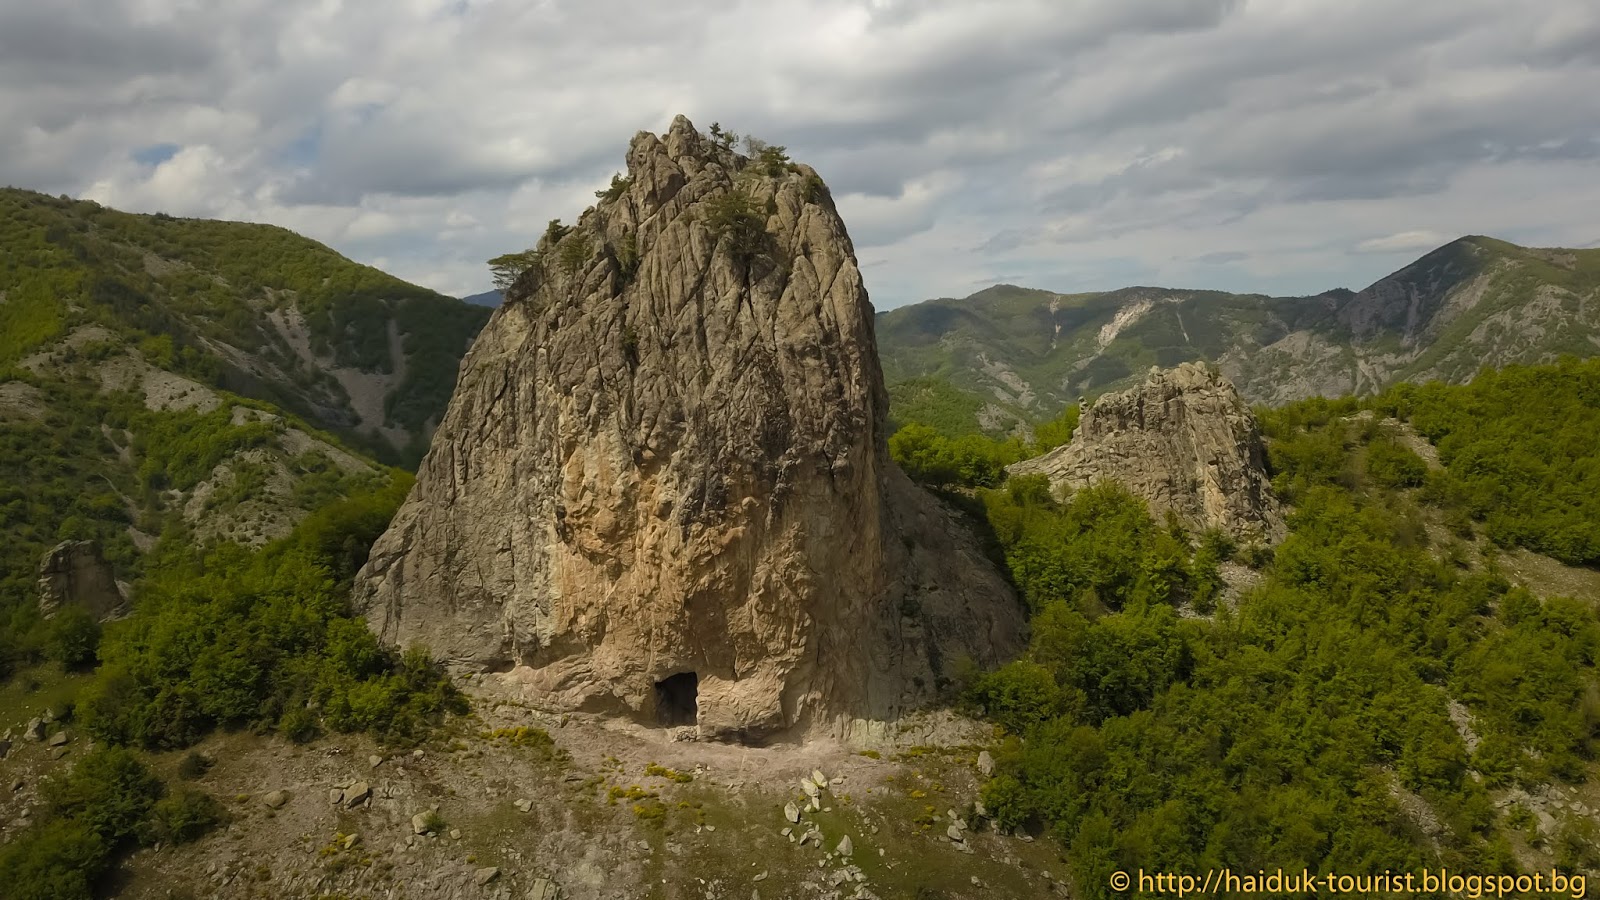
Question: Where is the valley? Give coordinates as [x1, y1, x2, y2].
[0, 119, 1597, 900]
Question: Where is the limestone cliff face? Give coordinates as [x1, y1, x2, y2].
[353, 116, 1023, 741]
[1010, 362, 1285, 542]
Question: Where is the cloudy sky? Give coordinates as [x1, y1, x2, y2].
[2, 0, 1597, 308]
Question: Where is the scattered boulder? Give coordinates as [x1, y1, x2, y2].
[37, 540, 129, 622]
[368, 754, 384, 769]
[23, 718, 43, 742]
[343, 782, 371, 808]
[341, 832, 360, 850]
[474, 866, 500, 886]
[811, 770, 828, 788]
[263, 790, 290, 809]
[514, 798, 532, 812]
[976, 751, 995, 777]
[46, 729, 70, 747]
[836, 836, 853, 857]
[783, 802, 801, 824]
[328, 788, 345, 806]
[411, 812, 434, 835]
[947, 824, 965, 843]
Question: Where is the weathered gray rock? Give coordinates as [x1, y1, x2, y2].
[353, 115, 1024, 741]
[474, 866, 500, 885]
[1009, 362, 1285, 542]
[23, 718, 43, 742]
[783, 802, 801, 824]
[411, 812, 434, 835]
[263, 790, 290, 809]
[46, 729, 69, 747]
[37, 540, 128, 622]
[343, 781, 371, 808]
[836, 835, 853, 857]
[976, 750, 995, 777]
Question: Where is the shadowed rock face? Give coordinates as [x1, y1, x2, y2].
[1010, 362, 1285, 543]
[353, 116, 1024, 742]
[38, 540, 128, 622]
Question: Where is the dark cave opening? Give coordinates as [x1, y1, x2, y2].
[654, 672, 699, 728]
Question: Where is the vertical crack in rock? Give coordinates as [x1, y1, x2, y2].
[353, 116, 1024, 742]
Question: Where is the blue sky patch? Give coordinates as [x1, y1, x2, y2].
[132, 143, 180, 167]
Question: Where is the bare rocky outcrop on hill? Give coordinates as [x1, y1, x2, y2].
[1009, 362, 1285, 542]
[38, 540, 128, 622]
[353, 116, 1024, 742]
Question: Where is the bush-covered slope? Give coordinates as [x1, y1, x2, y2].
[886, 359, 1600, 896]
[0, 188, 490, 463]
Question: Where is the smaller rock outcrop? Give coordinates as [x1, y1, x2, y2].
[1009, 362, 1285, 541]
[37, 540, 129, 622]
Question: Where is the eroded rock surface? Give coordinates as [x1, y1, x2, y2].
[37, 540, 128, 622]
[1009, 362, 1285, 542]
[353, 116, 1023, 741]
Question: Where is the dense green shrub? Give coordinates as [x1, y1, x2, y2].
[44, 606, 101, 670]
[0, 819, 108, 900]
[702, 190, 769, 263]
[2, 746, 224, 897]
[889, 424, 1020, 488]
[42, 747, 164, 843]
[1376, 359, 1600, 565]
[1365, 436, 1428, 488]
[78, 477, 463, 750]
[139, 786, 225, 845]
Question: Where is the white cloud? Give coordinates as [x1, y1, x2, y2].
[0, 0, 1596, 302]
[1354, 230, 1450, 254]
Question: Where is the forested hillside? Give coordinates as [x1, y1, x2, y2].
[889, 359, 1600, 896]
[879, 237, 1600, 436]
[0, 188, 494, 688]
[0, 189, 489, 463]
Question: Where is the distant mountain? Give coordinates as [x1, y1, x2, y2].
[0, 188, 492, 463]
[877, 236, 1600, 434]
[461, 290, 502, 307]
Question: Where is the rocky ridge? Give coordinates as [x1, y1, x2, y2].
[354, 116, 1024, 742]
[1010, 362, 1285, 542]
[877, 236, 1600, 433]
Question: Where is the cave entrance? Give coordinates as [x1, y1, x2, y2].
[654, 672, 698, 728]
